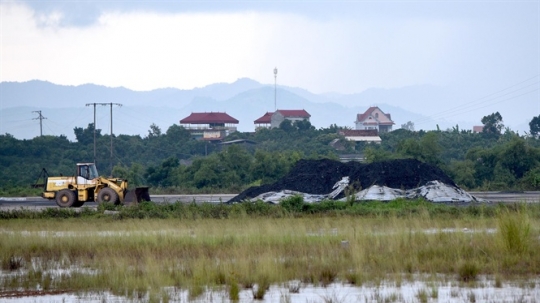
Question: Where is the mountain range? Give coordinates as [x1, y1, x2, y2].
[0, 79, 519, 141]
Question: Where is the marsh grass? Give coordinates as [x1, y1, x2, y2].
[228, 280, 240, 301]
[252, 276, 270, 300]
[0, 198, 533, 220]
[430, 286, 438, 299]
[188, 277, 205, 300]
[1, 255, 23, 271]
[416, 288, 428, 303]
[494, 275, 503, 288]
[458, 262, 479, 282]
[498, 208, 531, 255]
[468, 291, 476, 303]
[0, 201, 539, 297]
[287, 280, 301, 293]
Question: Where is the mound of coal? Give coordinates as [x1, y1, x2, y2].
[230, 158, 456, 202]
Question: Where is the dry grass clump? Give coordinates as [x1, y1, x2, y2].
[0, 205, 539, 298]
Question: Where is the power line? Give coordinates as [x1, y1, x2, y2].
[415, 88, 539, 126]
[32, 110, 47, 137]
[413, 76, 540, 127]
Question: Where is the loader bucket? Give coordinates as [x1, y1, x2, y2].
[123, 187, 150, 206]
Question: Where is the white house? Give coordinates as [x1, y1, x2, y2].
[355, 106, 394, 133]
[254, 110, 311, 129]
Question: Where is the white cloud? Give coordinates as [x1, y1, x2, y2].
[0, 2, 532, 95]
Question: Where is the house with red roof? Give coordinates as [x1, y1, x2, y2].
[179, 112, 239, 141]
[253, 112, 273, 130]
[355, 106, 394, 133]
[472, 125, 484, 133]
[254, 109, 311, 130]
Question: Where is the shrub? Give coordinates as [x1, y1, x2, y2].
[280, 195, 304, 213]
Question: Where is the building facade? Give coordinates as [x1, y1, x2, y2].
[179, 112, 239, 141]
[355, 107, 394, 133]
[254, 110, 311, 130]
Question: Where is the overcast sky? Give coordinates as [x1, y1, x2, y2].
[1, 0, 538, 95]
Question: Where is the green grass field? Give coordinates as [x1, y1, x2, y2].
[1, 199, 539, 301]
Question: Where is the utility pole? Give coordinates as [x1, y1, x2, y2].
[86, 102, 122, 175]
[274, 67, 278, 111]
[32, 110, 47, 137]
[108, 102, 122, 175]
[86, 102, 122, 174]
[86, 103, 106, 165]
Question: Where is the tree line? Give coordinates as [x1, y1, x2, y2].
[367, 112, 540, 190]
[1, 112, 539, 194]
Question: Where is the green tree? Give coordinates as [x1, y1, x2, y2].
[74, 123, 101, 145]
[218, 145, 253, 186]
[401, 121, 415, 131]
[294, 119, 315, 131]
[481, 112, 504, 137]
[251, 150, 302, 184]
[279, 120, 295, 132]
[466, 146, 497, 184]
[165, 124, 191, 143]
[499, 136, 538, 179]
[397, 138, 422, 160]
[112, 163, 146, 186]
[492, 162, 516, 188]
[193, 165, 219, 188]
[363, 146, 394, 163]
[522, 167, 540, 189]
[145, 157, 179, 187]
[396, 131, 441, 166]
[448, 160, 476, 189]
[419, 132, 442, 165]
[529, 115, 540, 138]
[147, 123, 162, 138]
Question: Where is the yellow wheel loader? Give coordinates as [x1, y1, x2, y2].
[37, 163, 150, 208]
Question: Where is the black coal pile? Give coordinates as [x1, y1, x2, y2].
[229, 158, 456, 202]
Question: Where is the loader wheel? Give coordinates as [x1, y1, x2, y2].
[55, 189, 77, 208]
[97, 187, 119, 205]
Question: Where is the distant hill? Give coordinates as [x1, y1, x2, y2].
[0, 78, 264, 108]
[0, 79, 465, 141]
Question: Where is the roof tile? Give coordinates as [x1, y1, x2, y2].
[276, 109, 311, 118]
[180, 112, 239, 124]
[254, 112, 273, 124]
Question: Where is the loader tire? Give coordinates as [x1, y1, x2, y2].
[97, 187, 119, 205]
[56, 189, 77, 208]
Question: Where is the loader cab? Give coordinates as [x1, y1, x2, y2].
[77, 163, 99, 185]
